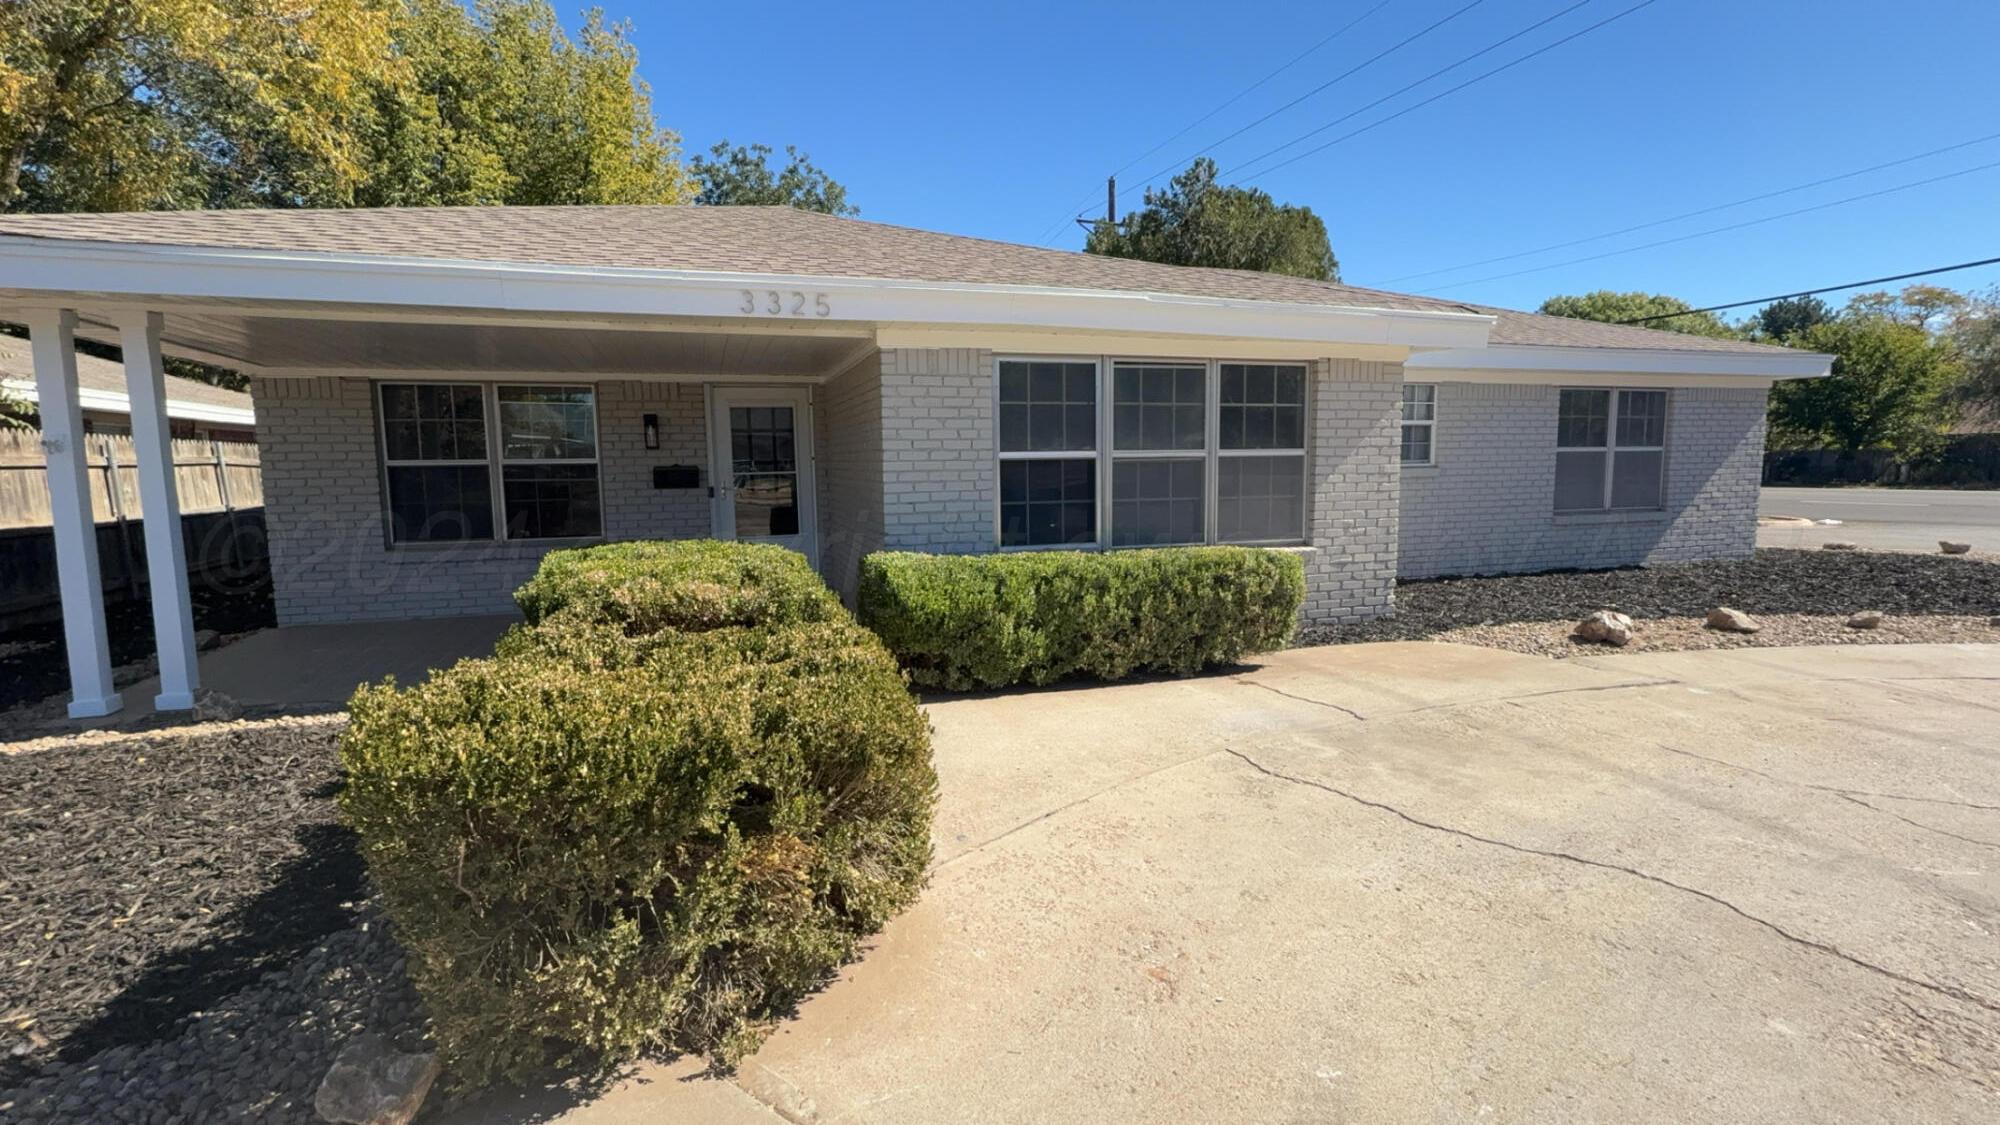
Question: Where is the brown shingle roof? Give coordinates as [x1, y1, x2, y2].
[0, 205, 1803, 357]
[0, 334, 253, 414]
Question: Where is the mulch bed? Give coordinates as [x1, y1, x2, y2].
[1301, 548, 2000, 650]
[0, 576, 276, 712]
[0, 717, 362, 1087]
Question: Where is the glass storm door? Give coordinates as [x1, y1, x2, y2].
[709, 387, 816, 563]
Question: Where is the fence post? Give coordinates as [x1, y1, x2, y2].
[102, 435, 142, 598]
[212, 438, 240, 571]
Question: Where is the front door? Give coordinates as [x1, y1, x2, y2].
[708, 386, 817, 564]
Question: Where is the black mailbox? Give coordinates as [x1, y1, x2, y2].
[653, 465, 700, 489]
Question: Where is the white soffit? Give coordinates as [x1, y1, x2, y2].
[1406, 342, 1834, 381]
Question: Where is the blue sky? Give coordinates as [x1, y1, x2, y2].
[607, 0, 2000, 317]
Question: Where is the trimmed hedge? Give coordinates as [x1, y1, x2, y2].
[857, 546, 1305, 690]
[340, 541, 935, 1083]
[512, 539, 843, 635]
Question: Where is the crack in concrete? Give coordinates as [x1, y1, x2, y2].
[1232, 677, 1366, 720]
[1221, 746, 2000, 1019]
[1653, 742, 2000, 812]
[1233, 674, 1683, 722]
[1837, 794, 2000, 852]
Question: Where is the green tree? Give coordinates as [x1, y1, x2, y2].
[1747, 295, 1833, 343]
[1942, 287, 2000, 426]
[1536, 290, 1738, 339]
[1085, 158, 1339, 281]
[1768, 313, 1962, 452]
[691, 141, 855, 214]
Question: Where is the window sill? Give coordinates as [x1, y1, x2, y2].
[1400, 461, 1440, 474]
[1551, 509, 1669, 526]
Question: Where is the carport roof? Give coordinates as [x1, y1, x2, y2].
[0, 205, 1806, 358]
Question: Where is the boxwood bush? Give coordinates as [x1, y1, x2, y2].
[340, 541, 935, 1084]
[857, 546, 1305, 690]
[512, 539, 842, 635]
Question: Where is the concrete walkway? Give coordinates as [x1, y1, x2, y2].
[452, 640, 2000, 1125]
[120, 614, 516, 717]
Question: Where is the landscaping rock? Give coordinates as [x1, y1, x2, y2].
[1704, 607, 1761, 634]
[1573, 610, 1634, 647]
[313, 1034, 439, 1125]
[192, 690, 243, 722]
[1939, 541, 1973, 555]
[195, 629, 223, 651]
[1821, 541, 1859, 551]
[1847, 610, 1885, 630]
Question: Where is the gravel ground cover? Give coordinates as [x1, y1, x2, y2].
[0, 715, 431, 1123]
[1302, 548, 2000, 656]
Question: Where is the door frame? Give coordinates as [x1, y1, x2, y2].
[704, 383, 819, 566]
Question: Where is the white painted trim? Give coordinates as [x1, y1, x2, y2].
[1406, 342, 1832, 380]
[708, 385, 818, 567]
[250, 368, 831, 385]
[879, 326, 1409, 363]
[117, 309, 200, 711]
[1, 376, 256, 425]
[0, 235, 1496, 351]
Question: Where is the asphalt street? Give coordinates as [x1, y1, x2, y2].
[1758, 486, 2000, 551]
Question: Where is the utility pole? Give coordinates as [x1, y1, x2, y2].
[1106, 176, 1117, 226]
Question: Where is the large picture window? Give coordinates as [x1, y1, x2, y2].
[996, 357, 1309, 550]
[378, 382, 602, 544]
[1554, 388, 1666, 512]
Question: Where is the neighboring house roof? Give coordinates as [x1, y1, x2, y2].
[0, 205, 1806, 360]
[0, 333, 256, 426]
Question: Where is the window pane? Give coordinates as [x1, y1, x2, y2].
[1402, 383, 1435, 421]
[728, 403, 797, 472]
[999, 360, 1095, 453]
[499, 386, 596, 460]
[1000, 458, 1096, 546]
[1220, 364, 1306, 449]
[386, 465, 493, 542]
[1217, 455, 1305, 542]
[1610, 450, 1664, 509]
[380, 383, 485, 462]
[1554, 450, 1606, 511]
[1616, 390, 1667, 448]
[503, 463, 602, 539]
[1401, 423, 1432, 464]
[1557, 389, 1609, 448]
[1112, 459, 1204, 546]
[1113, 363, 1204, 451]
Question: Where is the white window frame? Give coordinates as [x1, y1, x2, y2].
[376, 380, 604, 546]
[1400, 383, 1436, 466]
[1554, 387, 1668, 513]
[993, 356, 1311, 551]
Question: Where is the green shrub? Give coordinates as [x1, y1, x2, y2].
[857, 546, 1305, 690]
[341, 540, 936, 1084]
[512, 539, 842, 635]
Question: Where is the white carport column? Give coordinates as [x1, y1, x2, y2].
[26, 309, 123, 718]
[117, 309, 200, 711]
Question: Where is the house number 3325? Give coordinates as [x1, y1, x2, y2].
[740, 289, 831, 317]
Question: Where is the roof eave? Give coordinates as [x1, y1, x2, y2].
[2, 376, 256, 425]
[0, 235, 1496, 353]
[1406, 342, 1834, 380]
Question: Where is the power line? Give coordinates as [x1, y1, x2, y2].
[1384, 129, 2000, 284]
[1412, 156, 2000, 293]
[1224, 0, 1595, 181]
[1240, 0, 1662, 185]
[1618, 255, 2000, 324]
[1121, 0, 1492, 197]
[1032, 1, 1402, 247]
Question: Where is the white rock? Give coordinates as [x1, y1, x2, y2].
[1816, 518, 1844, 526]
[1846, 611, 1885, 630]
[1939, 541, 1972, 555]
[314, 1034, 440, 1125]
[1573, 610, 1635, 647]
[1704, 607, 1761, 634]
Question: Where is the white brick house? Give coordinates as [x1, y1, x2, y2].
[0, 206, 1827, 716]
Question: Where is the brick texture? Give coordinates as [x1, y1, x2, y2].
[1301, 358, 1402, 625]
[819, 350, 886, 600]
[1398, 382, 1768, 578]
[877, 348, 996, 554]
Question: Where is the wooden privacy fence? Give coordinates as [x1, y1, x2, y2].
[0, 430, 269, 628]
[0, 430, 263, 529]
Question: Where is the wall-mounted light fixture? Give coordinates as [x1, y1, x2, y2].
[643, 412, 660, 450]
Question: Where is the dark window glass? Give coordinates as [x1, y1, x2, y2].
[998, 360, 1096, 453]
[1220, 364, 1306, 450]
[1217, 455, 1305, 542]
[1611, 449, 1664, 509]
[499, 386, 596, 460]
[1401, 425, 1432, 464]
[386, 465, 493, 542]
[1554, 450, 1606, 511]
[1112, 459, 1204, 546]
[1113, 363, 1205, 452]
[1616, 390, 1667, 447]
[502, 464, 602, 539]
[380, 382, 487, 462]
[1557, 389, 1610, 448]
[1000, 458, 1095, 546]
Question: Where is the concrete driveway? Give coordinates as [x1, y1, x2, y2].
[464, 641, 2000, 1125]
[1760, 485, 2000, 552]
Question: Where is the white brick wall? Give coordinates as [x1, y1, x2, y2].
[878, 348, 996, 554]
[1398, 382, 1768, 578]
[1301, 358, 1402, 625]
[254, 377, 709, 625]
[820, 351, 886, 600]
